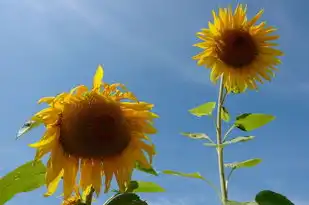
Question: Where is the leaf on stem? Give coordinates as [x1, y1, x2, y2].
[234, 113, 275, 131]
[161, 170, 205, 180]
[223, 136, 255, 145]
[135, 162, 158, 176]
[16, 120, 42, 140]
[224, 158, 262, 169]
[255, 190, 294, 205]
[103, 193, 148, 205]
[126, 181, 165, 193]
[189, 102, 216, 117]
[181, 132, 212, 142]
[0, 160, 46, 204]
[221, 106, 230, 122]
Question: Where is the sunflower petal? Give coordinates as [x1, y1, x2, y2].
[93, 65, 104, 90]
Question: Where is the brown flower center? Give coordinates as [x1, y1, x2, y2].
[59, 93, 131, 159]
[216, 30, 258, 68]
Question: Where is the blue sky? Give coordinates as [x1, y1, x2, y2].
[0, 0, 308, 204]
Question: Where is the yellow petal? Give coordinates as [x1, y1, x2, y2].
[70, 85, 88, 96]
[91, 162, 102, 196]
[44, 170, 64, 197]
[93, 65, 104, 90]
[29, 128, 57, 148]
[63, 157, 79, 199]
[80, 160, 92, 190]
[38, 97, 55, 105]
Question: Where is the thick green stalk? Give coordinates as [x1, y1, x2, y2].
[216, 75, 228, 204]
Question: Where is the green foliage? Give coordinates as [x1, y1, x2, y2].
[223, 136, 255, 145]
[189, 102, 216, 117]
[135, 162, 158, 176]
[16, 120, 42, 140]
[227, 201, 258, 205]
[161, 170, 205, 180]
[126, 181, 165, 193]
[255, 190, 294, 205]
[103, 193, 148, 205]
[234, 113, 275, 131]
[0, 160, 46, 204]
[221, 106, 230, 122]
[181, 132, 213, 142]
[224, 158, 262, 169]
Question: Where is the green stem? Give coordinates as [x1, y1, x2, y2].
[216, 75, 228, 205]
[223, 124, 235, 142]
[85, 187, 95, 205]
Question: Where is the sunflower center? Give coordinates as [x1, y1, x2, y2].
[217, 30, 258, 68]
[59, 93, 131, 159]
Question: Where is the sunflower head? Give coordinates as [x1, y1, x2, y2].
[193, 4, 283, 92]
[29, 65, 158, 199]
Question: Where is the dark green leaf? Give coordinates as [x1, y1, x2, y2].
[0, 160, 46, 204]
[161, 170, 205, 180]
[135, 162, 158, 176]
[255, 190, 294, 205]
[126, 181, 165, 193]
[223, 136, 255, 145]
[181, 132, 212, 142]
[189, 102, 216, 117]
[16, 120, 42, 140]
[235, 113, 275, 131]
[103, 193, 148, 205]
[221, 106, 230, 122]
[224, 158, 262, 169]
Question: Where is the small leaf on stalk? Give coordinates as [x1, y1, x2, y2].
[223, 136, 255, 145]
[103, 193, 148, 205]
[203, 143, 223, 148]
[126, 181, 165, 193]
[0, 160, 46, 204]
[255, 190, 294, 205]
[161, 170, 205, 180]
[16, 120, 42, 140]
[234, 113, 275, 131]
[221, 106, 230, 122]
[189, 102, 216, 117]
[224, 158, 262, 169]
[135, 162, 158, 176]
[181, 132, 212, 142]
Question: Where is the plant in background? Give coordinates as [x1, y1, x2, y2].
[0, 3, 294, 205]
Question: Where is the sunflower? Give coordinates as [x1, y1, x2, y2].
[28, 65, 158, 199]
[193, 4, 283, 92]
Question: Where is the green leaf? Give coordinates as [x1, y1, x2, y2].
[135, 162, 158, 176]
[0, 160, 46, 204]
[189, 102, 216, 117]
[16, 120, 42, 140]
[224, 158, 262, 169]
[221, 106, 230, 122]
[161, 170, 205, 180]
[255, 190, 294, 205]
[223, 136, 255, 145]
[103, 193, 148, 205]
[234, 113, 275, 131]
[227, 201, 258, 205]
[181, 132, 212, 142]
[126, 181, 165, 193]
